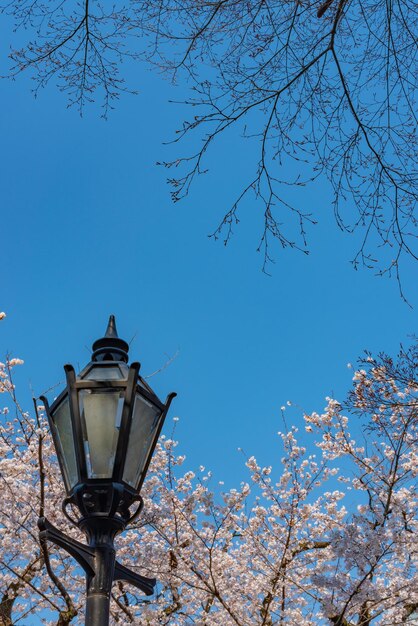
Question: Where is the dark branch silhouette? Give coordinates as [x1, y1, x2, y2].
[2, 0, 418, 294]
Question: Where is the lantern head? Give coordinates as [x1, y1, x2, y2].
[42, 316, 175, 529]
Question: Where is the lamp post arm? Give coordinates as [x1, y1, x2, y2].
[38, 517, 95, 577]
[38, 516, 157, 624]
[114, 561, 156, 596]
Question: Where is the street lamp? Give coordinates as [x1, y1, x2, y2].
[39, 316, 176, 626]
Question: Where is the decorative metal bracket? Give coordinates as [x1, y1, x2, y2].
[38, 517, 156, 596]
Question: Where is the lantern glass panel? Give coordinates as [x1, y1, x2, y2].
[123, 394, 161, 489]
[51, 396, 78, 489]
[82, 365, 128, 381]
[79, 390, 124, 479]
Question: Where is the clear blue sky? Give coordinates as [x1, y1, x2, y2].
[1, 44, 416, 490]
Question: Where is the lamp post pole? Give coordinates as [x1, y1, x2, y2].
[82, 520, 119, 626]
[39, 317, 175, 625]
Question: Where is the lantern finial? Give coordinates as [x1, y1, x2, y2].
[105, 314, 119, 339]
[91, 315, 130, 362]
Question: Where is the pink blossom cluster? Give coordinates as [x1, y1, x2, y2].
[1, 344, 418, 624]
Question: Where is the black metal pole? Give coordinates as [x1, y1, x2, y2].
[85, 544, 115, 625]
[81, 520, 119, 626]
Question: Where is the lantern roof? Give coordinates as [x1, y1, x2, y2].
[91, 315, 130, 363]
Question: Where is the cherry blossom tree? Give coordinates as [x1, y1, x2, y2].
[1, 335, 418, 624]
[2, 1, 418, 288]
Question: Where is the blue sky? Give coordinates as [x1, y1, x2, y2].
[1, 44, 417, 491]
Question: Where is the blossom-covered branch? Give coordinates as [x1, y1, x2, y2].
[1, 341, 418, 623]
